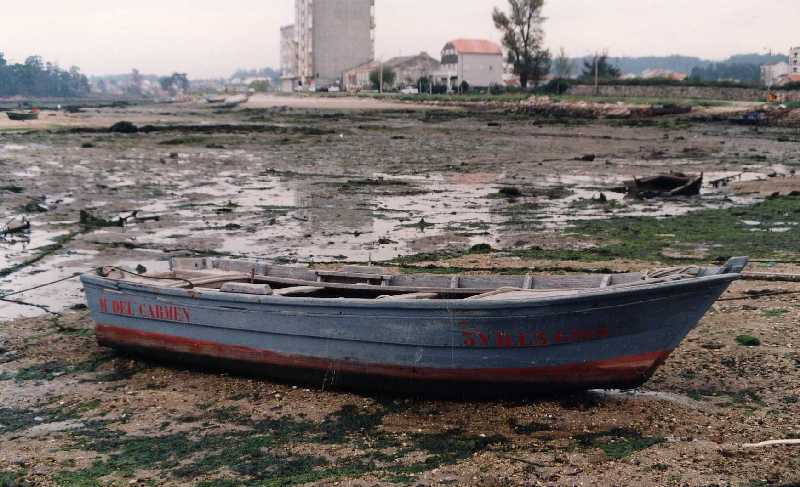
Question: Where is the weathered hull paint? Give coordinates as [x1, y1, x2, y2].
[96, 324, 673, 392]
[81, 272, 738, 395]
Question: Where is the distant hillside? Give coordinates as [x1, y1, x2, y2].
[572, 53, 792, 76]
[613, 56, 707, 75]
[723, 53, 789, 65]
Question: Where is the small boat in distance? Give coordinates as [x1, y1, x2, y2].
[217, 94, 251, 109]
[613, 172, 703, 199]
[81, 256, 747, 396]
[6, 110, 40, 121]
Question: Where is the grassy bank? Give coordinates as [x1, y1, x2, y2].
[548, 193, 800, 262]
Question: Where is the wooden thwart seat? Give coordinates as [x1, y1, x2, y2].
[376, 293, 439, 301]
[273, 286, 325, 297]
[120, 259, 708, 301]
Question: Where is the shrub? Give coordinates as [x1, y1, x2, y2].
[735, 335, 761, 347]
[109, 121, 138, 134]
[541, 79, 573, 94]
[498, 187, 523, 198]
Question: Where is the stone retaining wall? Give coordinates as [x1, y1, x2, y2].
[567, 84, 800, 103]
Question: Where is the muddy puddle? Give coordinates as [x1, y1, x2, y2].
[0, 167, 774, 319]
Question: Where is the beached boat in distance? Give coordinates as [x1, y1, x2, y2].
[6, 111, 39, 121]
[218, 94, 250, 109]
[81, 256, 747, 395]
[617, 172, 704, 199]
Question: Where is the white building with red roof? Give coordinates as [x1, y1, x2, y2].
[436, 38, 504, 90]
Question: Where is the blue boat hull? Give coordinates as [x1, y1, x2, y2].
[80, 273, 736, 395]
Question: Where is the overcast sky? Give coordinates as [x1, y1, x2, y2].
[1, 0, 797, 78]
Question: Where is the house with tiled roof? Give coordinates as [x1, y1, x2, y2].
[435, 38, 504, 90]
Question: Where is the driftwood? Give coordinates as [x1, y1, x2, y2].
[742, 272, 800, 283]
[743, 439, 800, 448]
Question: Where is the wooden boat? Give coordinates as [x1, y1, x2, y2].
[6, 111, 39, 121]
[619, 172, 703, 199]
[80, 256, 747, 395]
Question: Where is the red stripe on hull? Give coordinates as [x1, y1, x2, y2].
[95, 325, 672, 389]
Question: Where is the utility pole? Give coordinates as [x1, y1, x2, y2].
[594, 52, 600, 96]
[379, 60, 384, 94]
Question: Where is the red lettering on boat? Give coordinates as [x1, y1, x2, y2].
[111, 300, 134, 316]
[458, 327, 608, 348]
[106, 299, 190, 323]
[496, 332, 513, 348]
[462, 331, 476, 347]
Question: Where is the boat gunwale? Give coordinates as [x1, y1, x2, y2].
[80, 271, 740, 311]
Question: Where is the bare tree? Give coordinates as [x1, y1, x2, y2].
[493, 0, 551, 89]
[128, 68, 143, 96]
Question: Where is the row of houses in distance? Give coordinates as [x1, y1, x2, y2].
[279, 0, 505, 92]
[342, 40, 505, 92]
[761, 47, 800, 87]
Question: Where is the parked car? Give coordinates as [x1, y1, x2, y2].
[400, 87, 419, 95]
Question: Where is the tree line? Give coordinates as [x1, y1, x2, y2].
[491, 1, 618, 88]
[492, 0, 783, 89]
[689, 63, 761, 83]
[0, 52, 90, 97]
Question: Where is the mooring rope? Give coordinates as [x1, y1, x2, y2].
[0, 271, 88, 299]
[99, 266, 196, 289]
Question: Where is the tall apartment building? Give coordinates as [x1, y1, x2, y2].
[280, 25, 297, 92]
[792, 47, 800, 74]
[282, 0, 375, 91]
